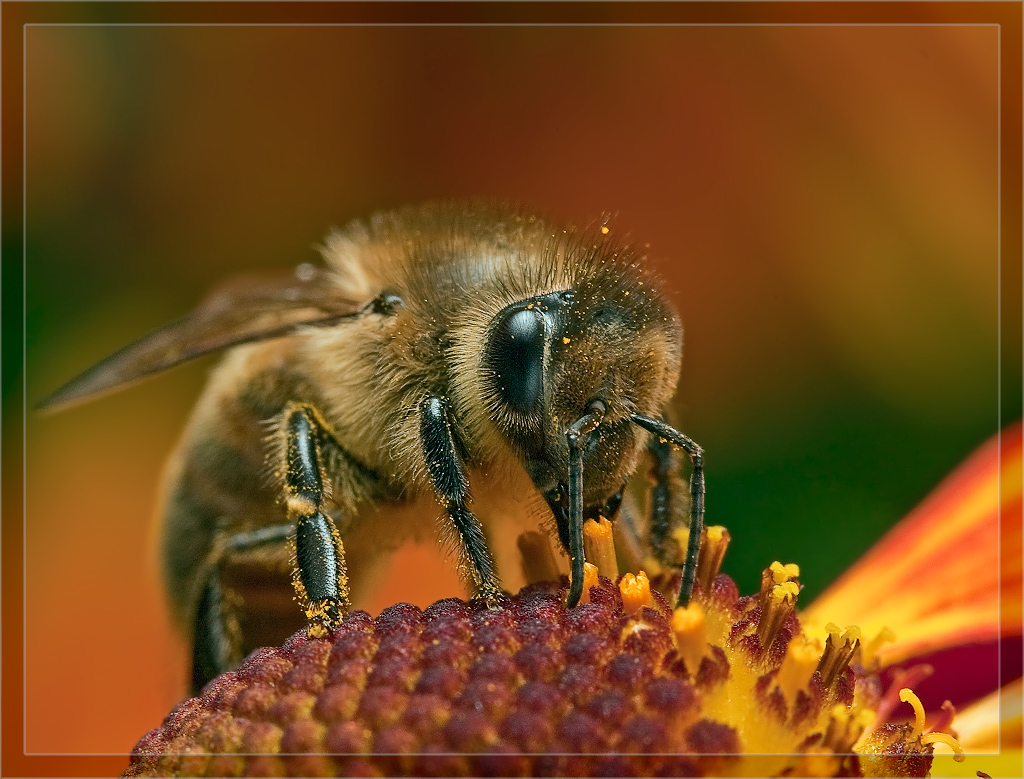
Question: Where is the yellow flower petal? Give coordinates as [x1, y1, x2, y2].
[951, 677, 1023, 752]
[803, 423, 1021, 666]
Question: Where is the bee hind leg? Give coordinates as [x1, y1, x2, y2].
[191, 523, 293, 693]
[282, 403, 351, 637]
[630, 414, 705, 609]
[419, 396, 504, 607]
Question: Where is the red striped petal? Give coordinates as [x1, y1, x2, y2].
[803, 422, 1021, 667]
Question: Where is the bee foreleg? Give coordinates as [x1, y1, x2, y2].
[419, 396, 503, 606]
[630, 414, 705, 609]
[283, 403, 350, 637]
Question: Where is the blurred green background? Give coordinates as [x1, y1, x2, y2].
[22, 23, 1003, 753]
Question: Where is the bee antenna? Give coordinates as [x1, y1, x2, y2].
[564, 400, 606, 607]
[629, 414, 705, 608]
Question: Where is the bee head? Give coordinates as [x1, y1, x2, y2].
[481, 275, 683, 518]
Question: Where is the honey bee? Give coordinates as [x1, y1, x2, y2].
[43, 201, 705, 692]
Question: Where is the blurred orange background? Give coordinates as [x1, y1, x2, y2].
[19, 17, 1006, 761]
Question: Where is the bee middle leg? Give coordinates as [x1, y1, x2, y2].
[419, 396, 504, 606]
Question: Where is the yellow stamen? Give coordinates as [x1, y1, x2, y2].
[757, 579, 800, 649]
[671, 602, 710, 675]
[696, 525, 731, 593]
[583, 517, 619, 580]
[770, 561, 801, 585]
[920, 732, 965, 762]
[899, 688, 927, 738]
[619, 571, 652, 615]
[817, 623, 861, 687]
[775, 635, 822, 708]
[578, 562, 599, 605]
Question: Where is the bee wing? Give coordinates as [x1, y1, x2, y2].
[39, 265, 363, 410]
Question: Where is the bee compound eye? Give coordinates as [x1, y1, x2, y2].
[486, 307, 545, 415]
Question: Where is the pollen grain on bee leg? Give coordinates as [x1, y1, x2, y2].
[304, 599, 338, 639]
[286, 493, 318, 517]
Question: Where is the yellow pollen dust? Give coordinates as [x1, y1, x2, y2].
[776, 634, 823, 708]
[304, 601, 333, 638]
[286, 493, 318, 517]
[562, 337, 571, 344]
[619, 571, 653, 615]
[671, 602, 711, 674]
[600, 225, 610, 234]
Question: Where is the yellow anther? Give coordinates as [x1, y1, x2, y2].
[562, 336, 571, 344]
[671, 603, 710, 675]
[769, 561, 801, 584]
[600, 225, 610, 234]
[899, 688, 927, 738]
[772, 581, 800, 603]
[619, 571, 652, 615]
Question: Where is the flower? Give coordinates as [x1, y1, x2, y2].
[122, 424, 1021, 778]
